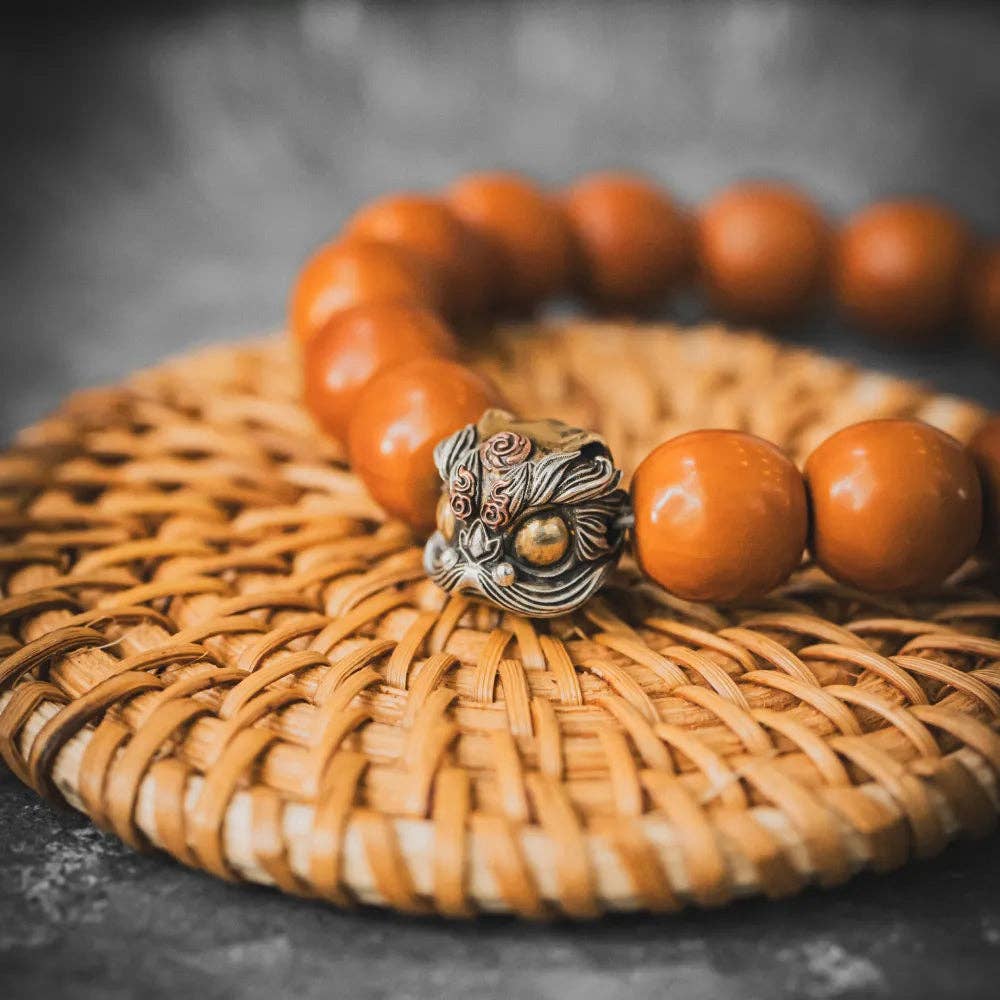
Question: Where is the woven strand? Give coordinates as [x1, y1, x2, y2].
[0, 321, 998, 918]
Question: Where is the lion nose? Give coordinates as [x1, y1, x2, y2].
[458, 566, 483, 593]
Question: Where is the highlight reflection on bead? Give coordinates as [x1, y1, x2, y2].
[805, 418, 982, 591]
[631, 429, 808, 602]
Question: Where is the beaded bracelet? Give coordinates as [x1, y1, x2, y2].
[291, 172, 1000, 617]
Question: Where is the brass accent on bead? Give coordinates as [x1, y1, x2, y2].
[514, 514, 570, 566]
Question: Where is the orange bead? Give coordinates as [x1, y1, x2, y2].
[344, 193, 492, 319]
[805, 419, 982, 592]
[563, 172, 690, 310]
[447, 172, 574, 311]
[966, 244, 1000, 352]
[970, 417, 1000, 554]
[289, 239, 442, 346]
[630, 430, 808, 602]
[834, 200, 972, 342]
[695, 182, 829, 323]
[347, 358, 503, 532]
[303, 303, 458, 442]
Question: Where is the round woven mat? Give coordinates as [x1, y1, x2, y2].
[2, 321, 999, 919]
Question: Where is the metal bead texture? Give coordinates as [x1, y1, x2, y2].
[424, 409, 629, 617]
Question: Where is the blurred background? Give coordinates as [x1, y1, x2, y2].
[1, 0, 998, 446]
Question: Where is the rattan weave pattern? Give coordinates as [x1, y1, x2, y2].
[1, 322, 999, 918]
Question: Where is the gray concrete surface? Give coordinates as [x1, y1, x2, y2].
[1, 2, 999, 998]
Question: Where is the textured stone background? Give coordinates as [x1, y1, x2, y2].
[2, 2, 1000, 998]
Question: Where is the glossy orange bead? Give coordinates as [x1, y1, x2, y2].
[347, 358, 503, 532]
[630, 430, 808, 602]
[447, 172, 574, 311]
[289, 239, 442, 346]
[970, 417, 1000, 553]
[563, 172, 690, 310]
[344, 193, 492, 318]
[303, 303, 458, 442]
[695, 182, 829, 323]
[834, 200, 972, 342]
[805, 419, 982, 592]
[966, 244, 1000, 352]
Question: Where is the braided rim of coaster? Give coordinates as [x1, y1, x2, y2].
[1, 321, 998, 919]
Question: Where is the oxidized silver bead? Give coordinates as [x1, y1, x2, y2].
[422, 409, 630, 617]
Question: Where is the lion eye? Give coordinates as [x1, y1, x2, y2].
[437, 494, 456, 541]
[514, 514, 569, 566]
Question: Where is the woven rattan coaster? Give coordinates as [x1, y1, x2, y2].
[1, 321, 998, 918]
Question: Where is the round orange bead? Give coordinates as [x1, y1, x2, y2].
[970, 417, 1000, 554]
[695, 182, 829, 323]
[303, 303, 458, 442]
[630, 430, 808, 602]
[347, 358, 503, 532]
[344, 193, 491, 319]
[447, 172, 574, 311]
[966, 244, 1000, 352]
[834, 200, 972, 342]
[805, 419, 982, 592]
[563, 172, 690, 311]
[289, 239, 442, 346]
